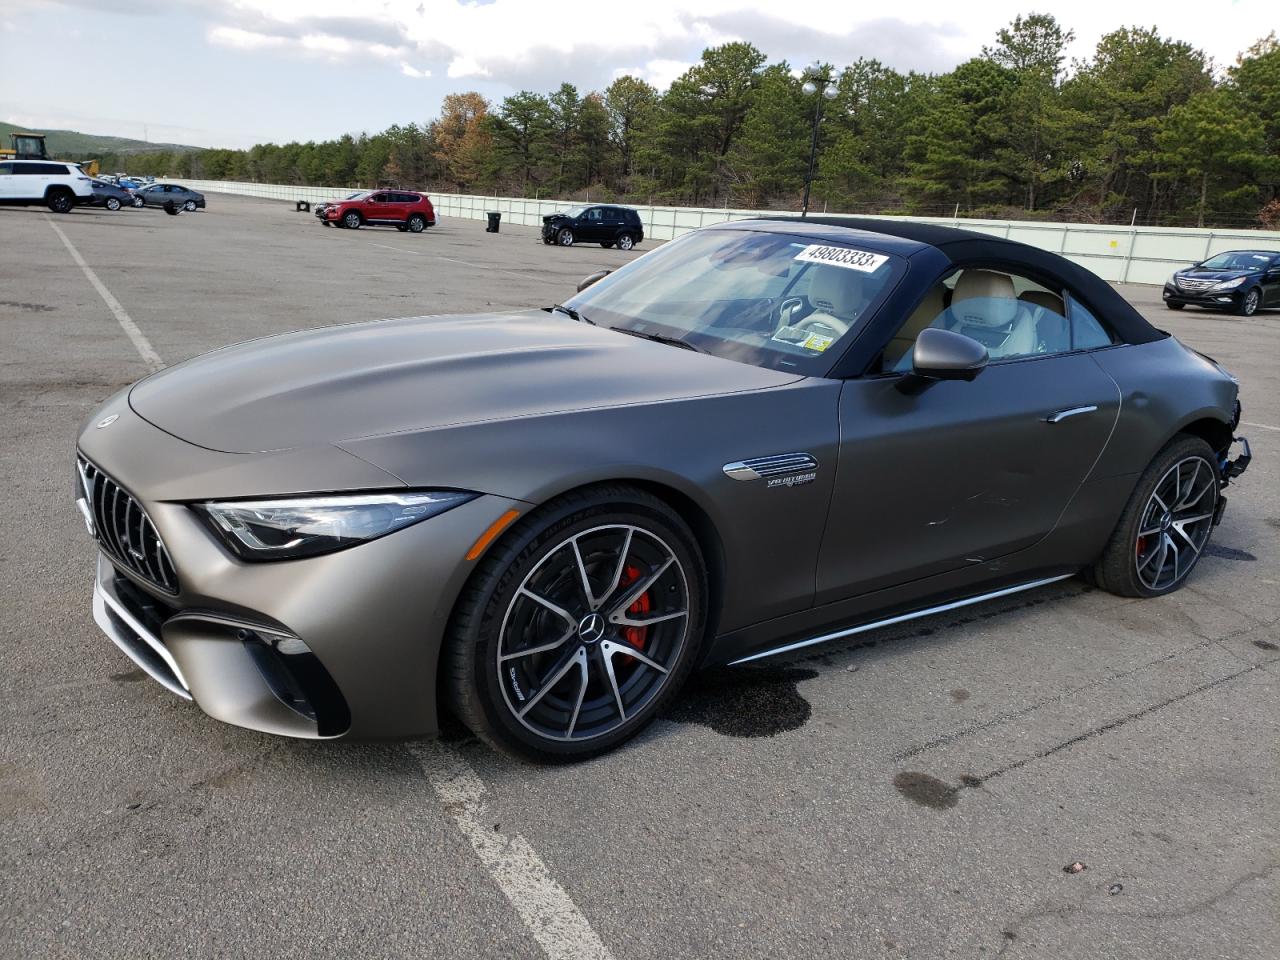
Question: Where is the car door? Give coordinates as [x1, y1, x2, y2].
[815, 265, 1122, 603]
[367, 192, 395, 223]
[578, 206, 605, 241]
[1265, 255, 1280, 306]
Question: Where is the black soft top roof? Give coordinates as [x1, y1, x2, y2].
[747, 216, 1165, 347]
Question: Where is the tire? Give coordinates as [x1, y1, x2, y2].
[543, 237, 554, 245]
[47, 190, 74, 214]
[1236, 288, 1261, 317]
[1091, 434, 1220, 598]
[445, 485, 707, 762]
[183, 199, 197, 212]
[600, 242, 615, 248]
[1166, 302, 1184, 310]
[322, 220, 331, 227]
[104, 197, 121, 212]
[132, 195, 145, 208]
[616, 233, 636, 251]
[557, 227, 575, 247]
[407, 214, 426, 233]
[343, 211, 361, 230]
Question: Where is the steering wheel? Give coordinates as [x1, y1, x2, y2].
[790, 313, 850, 337]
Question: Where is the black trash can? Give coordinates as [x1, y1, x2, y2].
[296, 200, 311, 212]
[485, 211, 501, 233]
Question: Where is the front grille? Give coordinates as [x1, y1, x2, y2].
[78, 457, 179, 594]
[1176, 277, 1215, 292]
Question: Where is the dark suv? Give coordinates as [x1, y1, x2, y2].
[1163, 249, 1280, 316]
[541, 205, 644, 250]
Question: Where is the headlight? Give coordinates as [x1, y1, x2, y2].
[196, 491, 475, 561]
[1214, 276, 1246, 289]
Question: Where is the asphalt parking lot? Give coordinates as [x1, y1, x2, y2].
[1, 194, 1277, 960]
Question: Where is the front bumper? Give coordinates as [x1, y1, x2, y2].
[77, 404, 524, 740]
[1162, 282, 1246, 310]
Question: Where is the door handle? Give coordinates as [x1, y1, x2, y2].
[1044, 405, 1098, 423]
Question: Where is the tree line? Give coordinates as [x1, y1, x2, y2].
[91, 17, 1280, 229]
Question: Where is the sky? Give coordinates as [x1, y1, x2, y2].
[0, 0, 1273, 149]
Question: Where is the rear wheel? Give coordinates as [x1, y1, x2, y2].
[407, 214, 426, 233]
[445, 486, 706, 762]
[616, 232, 636, 251]
[1237, 288, 1261, 317]
[104, 197, 121, 211]
[343, 211, 361, 229]
[557, 227, 575, 247]
[47, 190, 74, 214]
[1091, 435, 1220, 598]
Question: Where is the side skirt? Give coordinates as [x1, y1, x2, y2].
[728, 574, 1074, 665]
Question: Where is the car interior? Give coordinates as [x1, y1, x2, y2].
[880, 266, 1110, 372]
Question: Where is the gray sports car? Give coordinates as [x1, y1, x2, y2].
[75, 219, 1252, 761]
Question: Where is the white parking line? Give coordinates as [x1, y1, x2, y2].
[408, 742, 615, 960]
[1241, 420, 1280, 432]
[47, 217, 164, 372]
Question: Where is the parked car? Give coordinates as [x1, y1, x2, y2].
[542, 204, 644, 249]
[1163, 249, 1280, 316]
[320, 190, 435, 232]
[75, 218, 1250, 761]
[0, 159, 94, 212]
[87, 178, 136, 211]
[132, 183, 205, 211]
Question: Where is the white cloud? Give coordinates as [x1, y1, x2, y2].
[447, 55, 489, 79]
[208, 25, 287, 50]
[400, 61, 430, 78]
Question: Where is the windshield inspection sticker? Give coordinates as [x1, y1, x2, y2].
[794, 244, 888, 273]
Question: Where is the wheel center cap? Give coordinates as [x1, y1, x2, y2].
[1161, 512, 1173, 531]
[577, 613, 606, 645]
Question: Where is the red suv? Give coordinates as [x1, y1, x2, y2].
[318, 190, 436, 233]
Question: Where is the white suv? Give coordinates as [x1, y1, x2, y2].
[0, 159, 95, 213]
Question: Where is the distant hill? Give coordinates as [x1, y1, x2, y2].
[0, 121, 202, 156]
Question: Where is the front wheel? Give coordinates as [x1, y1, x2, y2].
[343, 211, 361, 229]
[1091, 435, 1220, 598]
[104, 197, 121, 212]
[132, 195, 145, 208]
[1237, 288, 1261, 317]
[1166, 301, 1184, 310]
[445, 486, 707, 762]
[616, 233, 636, 251]
[183, 199, 197, 212]
[557, 227, 575, 247]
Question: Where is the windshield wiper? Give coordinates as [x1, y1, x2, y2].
[608, 327, 706, 354]
[549, 303, 595, 325]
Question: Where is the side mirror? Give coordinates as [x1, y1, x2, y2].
[911, 328, 988, 381]
[577, 269, 611, 292]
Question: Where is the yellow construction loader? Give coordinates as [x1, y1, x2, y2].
[0, 132, 99, 177]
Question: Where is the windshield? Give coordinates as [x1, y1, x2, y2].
[561, 206, 587, 218]
[564, 227, 904, 373]
[345, 191, 369, 200]
[1199, 251, 1273, 271]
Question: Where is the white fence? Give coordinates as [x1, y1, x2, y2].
[183, 179, 1280, 287]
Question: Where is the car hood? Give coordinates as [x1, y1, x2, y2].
[1176, 268, 1260, 281]
[129, 310, 802, 455]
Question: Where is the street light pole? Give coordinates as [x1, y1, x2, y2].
[800, 63, 838, 218]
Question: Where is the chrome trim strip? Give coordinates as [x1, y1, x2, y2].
[93, 556, 191, 699]
[728, 574, 1075, 665]
[1044, 405, 1098, 424]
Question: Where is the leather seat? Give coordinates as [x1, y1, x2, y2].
[950, 270, 1037, 358]
[799, 266, 868, 335]
[885, 284, 945, 371]
[1019, 290, 1068, 354]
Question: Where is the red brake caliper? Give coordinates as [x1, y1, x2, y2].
[619, 565, 650, 654]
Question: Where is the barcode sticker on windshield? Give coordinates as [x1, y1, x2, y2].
[794, 245, 888, 273]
